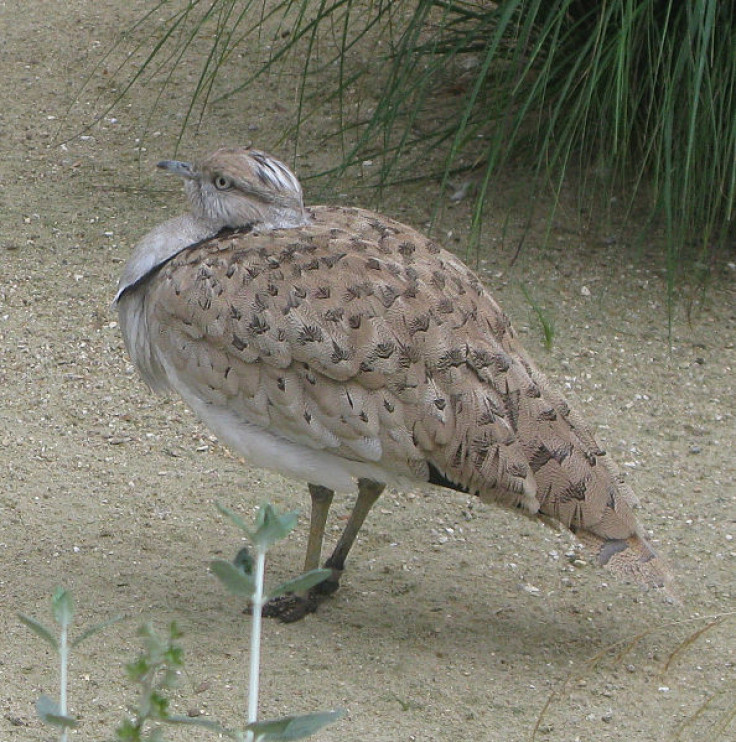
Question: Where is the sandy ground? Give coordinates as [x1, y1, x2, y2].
[1, 1, 736, 740]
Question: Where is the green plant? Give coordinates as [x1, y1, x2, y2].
[210, 502, 342, 741]
[520, 284, 555, 350]
[20, 505, 343, 741]
[116, 503, 342, 741]
[115, 621, 197, 742]
[18, 587, 122, 742]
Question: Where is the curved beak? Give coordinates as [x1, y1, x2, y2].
[157, 160, 197, 179]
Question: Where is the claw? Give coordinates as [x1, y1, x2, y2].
[260, 593, 320, 623]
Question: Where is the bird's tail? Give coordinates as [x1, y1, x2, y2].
[572, 526, 676, 600]
[510, 360, 676, 596]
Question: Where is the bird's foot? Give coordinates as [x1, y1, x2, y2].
[255, 568, 343, 622]
[260, 593, 321, 622]
[311, 567, 342, 596]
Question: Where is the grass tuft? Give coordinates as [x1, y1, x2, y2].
[521, 284, 555, 350]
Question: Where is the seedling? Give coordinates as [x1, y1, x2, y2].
[116, 621, 193, 741]
[18, 587, 122, 741]
[521, 284, 556, 350]
[211, 502, 344, 741]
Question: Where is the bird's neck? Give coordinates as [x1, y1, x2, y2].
[253, 205, 311, 232]
[114, 213, 221, 302]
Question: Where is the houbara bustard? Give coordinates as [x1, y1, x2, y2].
[115, 146, 670, 620]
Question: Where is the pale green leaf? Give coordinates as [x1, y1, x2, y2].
[51, 587, 74, 629]
[268, 569, 332, 600]
[18, 614, 58, 651]
[251, 504, 298, 550]
[215, 501, 255, 538]
[72, 614, 125, 648]
[211, 559, 256, 597]
[233, 546, 254, 575]
[247, 709, 344, 740]
[36, 695, 78, 729]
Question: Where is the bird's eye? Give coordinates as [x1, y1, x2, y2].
[214, 175, 231, 191]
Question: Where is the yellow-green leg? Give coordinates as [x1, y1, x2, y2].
[303, 483, 334, 572]
[319, 478, 384, 593]
[264, 478, 384, 622]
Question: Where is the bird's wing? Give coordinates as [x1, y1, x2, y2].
[144, 206, 621, 523]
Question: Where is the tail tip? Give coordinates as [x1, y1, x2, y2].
[580, 532, 677, 601]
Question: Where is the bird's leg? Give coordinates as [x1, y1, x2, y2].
[316, 478, 385, 596]
[263, 479, 383, 622]
[303, 483, 334, 573]
[262, 483, 334, 622]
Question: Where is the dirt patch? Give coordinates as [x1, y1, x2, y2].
[1, 2, 736, 740]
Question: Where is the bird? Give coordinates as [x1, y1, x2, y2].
[115, 146, 671, 620]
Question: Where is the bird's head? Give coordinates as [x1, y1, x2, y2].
[158, 147, 309, 231]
